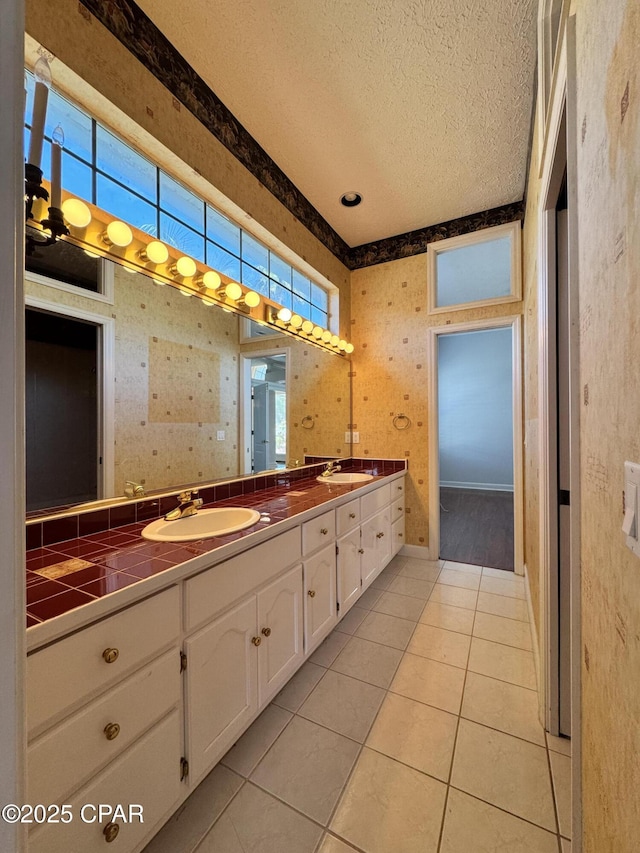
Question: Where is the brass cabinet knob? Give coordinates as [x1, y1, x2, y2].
[320, 527, 328, 535]
[349, 513, 356, 519]
[376, 531, 385, 539]
[261, 627, 271, 637]
[102, 648, 119, 664]
[308, 589, 316, 598]
[358, 548, 364, 554]
[251, 636, 261, 646]
[398, 506, 403, 512]
[103, 823, 119, 843]
[397, 485, 402, 490]
[104, 722, 120, 741]
[398, 532, 404, 537]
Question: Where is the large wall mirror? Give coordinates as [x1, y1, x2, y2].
[25, 245, 352, 517]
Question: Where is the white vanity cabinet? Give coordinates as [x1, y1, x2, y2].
[337, 527, 363, 615]
[361, 506, 392, 587]
[303, 542, 338, 654]
[183, 529, 303, 785]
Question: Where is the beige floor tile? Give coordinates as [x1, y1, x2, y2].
[318, 834, 359, 853]
[429, 583, 478, 610]
[407, 623, 471, 669]
[381, 555, 406, 574]
[221, 704, 292, 777]
[461, 671, 545, 745]
[482, 566, 521, 579]
[355, 610, 416, 650]
[272, 660, 326, 711]
[546, 731, 572, 756]
[479, 576, 526, 599]
[310, 631, 350, 667]
[550, 750, 572, 838]
[197, 782, 322, 853]
[386, 575, 435, 599]
[440, 788, 559, 853]
[330, 748, 447, 853]
[442, 561, 482, 576]
[476, 590, 529, 622]
[336, 605, 369, 635]
[468, 638, 536, 689]
[370, 570, 394, 590]
[391, 652, 466, 714]
[298, 669, 385, 742]
[473, 611, 533, 650]
[371, 590, 425, 621]
[331, 636, 403, 688]
[143, 764, 242, 853]
[397, 559, 442, 583]
[356, 586, 383, 610]
[451, 719, 556, 831]
[251, 716, 359, 825]
[438, 569, 481, 591]
[420, 601, 475, 634]
[366, 692, 457, 781]
[561, 838, 572, 852]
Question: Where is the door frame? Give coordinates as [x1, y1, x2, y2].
[24, 294, 116, 500]
[427, 315, 524, 573]
[239, 347, 290, 474]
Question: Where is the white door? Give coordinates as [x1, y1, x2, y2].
[337, 528, 362, 614]
[185, 597, 258, 782]
[252, 381, 270, 472]
[303, 543, 337, 653]
[257, 565, 303, 704]
[361, 507, 391, 588]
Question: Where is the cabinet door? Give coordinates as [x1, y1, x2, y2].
[185, 597, 258, 783]
[361, 507, 392, 588]
[257, 565, 303, 705]
[391, 515, 405, 556]
[304, 544, 337, 654]
[337, 528, 362, 615]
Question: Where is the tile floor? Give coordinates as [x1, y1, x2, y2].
[144, 556, 572, 853]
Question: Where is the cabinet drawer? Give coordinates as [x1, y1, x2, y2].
[28, 710, 182, 853]
[336, 499, 360, 536]
[391, 477, 405, 500]
[391, 497, 405, 523]
[185, 528, 301, 632]
[302, 510, 335, 555]
[28, 648, 181, 807]
[27, 587, 180, 736]
[360, 483, 391, 520]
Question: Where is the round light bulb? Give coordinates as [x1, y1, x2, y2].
[180, 289, 191, 297]
[175, 256, 197, 278]
[339, 340, 347, 351]
[312, 326, 323, 339]
[243, 290, 261, 308]
[301, 319, 314, 334]
[223, 282, 243, 301]
[321, 330, 332, 343]
[201, 270, 221, 289]
[142, 240, 169, 264]
[290, 314, 303, 329]
[84, 249, 100, 259]
[62, 198, 91, 228]
[345, 343, 355, 354]
[105, 220, 133, 248]
[124, 266, 137, 275]
[331, 335, 340, 347]
[152, 278, 166, 286]
[277, 307, 292, 323]
[202, 298, 215, 306]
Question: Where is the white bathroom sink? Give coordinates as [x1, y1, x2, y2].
[141, 507, 261, 541]
[316, 473, 374, 484]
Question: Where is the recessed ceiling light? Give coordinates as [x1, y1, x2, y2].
[340, 191, 362, 208]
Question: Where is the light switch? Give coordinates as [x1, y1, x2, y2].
[623, 461, 640, 557]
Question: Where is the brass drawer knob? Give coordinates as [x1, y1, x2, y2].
[349, 513, 356, 519]
[104, 722, 120, 741]
[104, 823, 119, 843]
[251, 636, 261, 646]
[320, 527, 328, 535]
[308, 589, 316, 598]
[376, 531, 385, 539]
[397, 485, 402, 490]
[398, 532, 404, 537]
[358, 548, 364, 554]
[398, 506, 403, 512]
[102, 648, 119, 664]
[261, 627, 272, 637]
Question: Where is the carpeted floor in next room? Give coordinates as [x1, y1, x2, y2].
[439, 487, 514, 571]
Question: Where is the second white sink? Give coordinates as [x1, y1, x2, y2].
[142, 507, 261, 542]
[316, 472, 374, 484]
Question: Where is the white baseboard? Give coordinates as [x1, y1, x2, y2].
[399, 544, 434, 561]
[440, 481, 515, 492]
[523, 563, 543, 722]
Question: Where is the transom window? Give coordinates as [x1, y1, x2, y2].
[24, 73, 330, 328]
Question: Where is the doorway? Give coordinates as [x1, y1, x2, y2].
[428, 316, 524, 574]
[240, 350, 289, 474]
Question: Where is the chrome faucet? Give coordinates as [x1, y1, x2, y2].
[321, 460, 342, 478]
[164, 490, 203, 520]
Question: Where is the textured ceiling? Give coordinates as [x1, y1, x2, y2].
[135, 0, 537, 247]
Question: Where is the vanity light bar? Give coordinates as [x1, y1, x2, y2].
[44, 188, 351, 356]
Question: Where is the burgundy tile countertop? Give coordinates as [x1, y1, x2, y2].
[25, 459, 405, 628]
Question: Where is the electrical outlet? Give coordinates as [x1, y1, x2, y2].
[623, 461, 640, 556]
[216, 430, 225, 441]
[352, 431, 360, 443]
